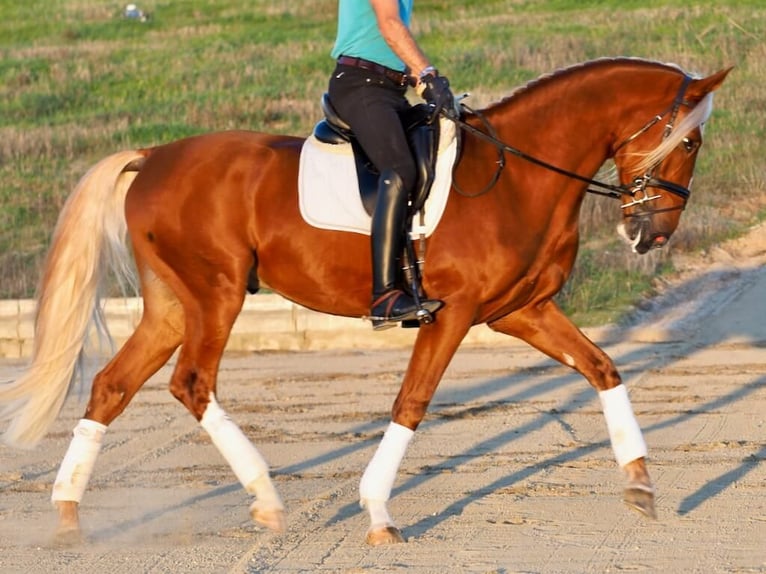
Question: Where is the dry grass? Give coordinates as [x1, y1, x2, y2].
[1, 1, 763, 324]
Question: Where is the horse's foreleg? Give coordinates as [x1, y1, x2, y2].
[359, 422, 414, 544]
[361, 313, 472, 545]
[599, 385, 656, 518]
[488, 300, 655, 519]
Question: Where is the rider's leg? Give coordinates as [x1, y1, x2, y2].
[369, 169, 441, 329]
[328, 66, 443, 328]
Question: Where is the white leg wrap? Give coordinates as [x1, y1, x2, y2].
[200, 394, 269, 493]
[599, 385, 648, 467]
[360, 422, 414, 502]
[52, 419, 107, 504]
[363, 499, 394, 529]
[249, 474, 284, 512]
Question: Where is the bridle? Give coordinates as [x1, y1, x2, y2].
[449, 75, 695, 218]
[612, 75, 693, 217]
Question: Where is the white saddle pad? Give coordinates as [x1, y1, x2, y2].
[298, 118, 457, 237]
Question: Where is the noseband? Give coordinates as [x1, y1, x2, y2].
[450, 74, 695, 216]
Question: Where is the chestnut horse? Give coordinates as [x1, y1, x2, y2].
[0, 59, 730, 546]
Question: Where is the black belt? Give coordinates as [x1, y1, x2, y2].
[337, 56, 409, 86]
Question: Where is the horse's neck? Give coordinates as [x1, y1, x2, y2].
[485, 99, 612, 181]
[488, 63, 674, 161]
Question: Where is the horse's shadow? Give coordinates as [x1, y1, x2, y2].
[87, 483, 242, 544]
[320, 262, 766, 533]
[398, 371, 764, 539]
[97, 263, 765, 540]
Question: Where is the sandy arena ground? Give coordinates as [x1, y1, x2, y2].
[1, 227, 766, 573]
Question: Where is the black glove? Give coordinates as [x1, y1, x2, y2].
[420, 71, 457, 122]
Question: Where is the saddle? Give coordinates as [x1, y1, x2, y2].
[312, 94, 443, 327]
[312, 93, 440, 216]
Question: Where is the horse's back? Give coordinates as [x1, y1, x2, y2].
[125, 130, 302, 224]
[136, 130, 303, 182]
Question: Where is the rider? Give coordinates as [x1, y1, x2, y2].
[327, 0, 456, 330]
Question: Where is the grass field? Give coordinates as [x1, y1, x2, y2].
[1, 1, 763, 325]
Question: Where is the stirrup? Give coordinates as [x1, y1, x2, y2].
[402, 308, 436, 329]
[367, 291, 442, 331]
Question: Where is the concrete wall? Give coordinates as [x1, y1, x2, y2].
[0, 294, 515, 359]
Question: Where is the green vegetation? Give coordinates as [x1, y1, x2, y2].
[1, 1, 764, 325]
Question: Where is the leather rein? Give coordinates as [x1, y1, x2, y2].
[448, 75, 694, 217]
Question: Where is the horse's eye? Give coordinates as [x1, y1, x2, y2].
[681, 137, 699, 153]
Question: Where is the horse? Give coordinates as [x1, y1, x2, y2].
[0, 58, 730, 546]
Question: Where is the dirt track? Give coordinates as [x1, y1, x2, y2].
[2, 228, 766, 573]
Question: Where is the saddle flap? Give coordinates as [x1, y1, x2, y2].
[298, 117, 457, 238]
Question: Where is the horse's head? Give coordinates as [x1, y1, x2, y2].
[614, 67, 732, 254]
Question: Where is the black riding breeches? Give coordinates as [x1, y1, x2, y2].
[327, 63, 417, 191]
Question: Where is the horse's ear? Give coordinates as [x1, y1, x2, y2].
[689, 66, 734, 97]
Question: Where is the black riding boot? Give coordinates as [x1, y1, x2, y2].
[370, 170, 442, 330]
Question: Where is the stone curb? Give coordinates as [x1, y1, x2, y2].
[0, 294, 521, 359]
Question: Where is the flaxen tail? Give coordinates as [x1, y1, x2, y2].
[0, 150, 146, 448]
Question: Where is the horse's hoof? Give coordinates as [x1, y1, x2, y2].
[53, 527, 83, 547]
[366, 525, 405, 546]
[623, 487, 657, 519]
[250, 503, 286, 533]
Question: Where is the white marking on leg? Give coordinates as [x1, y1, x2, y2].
[599, 385, 648, 467]
[360, 422, 414, 528]
[200, 394, 283, 509]
[562, 352, 576, 367]
[52, 419, 107, 504]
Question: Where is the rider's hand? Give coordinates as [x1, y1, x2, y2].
[418, 68, 457, 121]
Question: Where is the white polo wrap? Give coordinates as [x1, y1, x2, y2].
[359, 422, 414, 502]
[599, 384, 648, 467]
[52, 418, 107, 503]
[200, 394, 269, 492]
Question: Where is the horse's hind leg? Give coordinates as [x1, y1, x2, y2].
[52, 269, 184, 545]
[166, 278, 285, 533]
[488, 300, 656, 519]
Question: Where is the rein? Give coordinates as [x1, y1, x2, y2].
[449, 75, 694, 215]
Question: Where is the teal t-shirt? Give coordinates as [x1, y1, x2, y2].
[331, 0, 413, 72]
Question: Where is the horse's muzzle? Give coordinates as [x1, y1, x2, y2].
[618, 220, 670, 254]
[635, 230, 671, 253]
